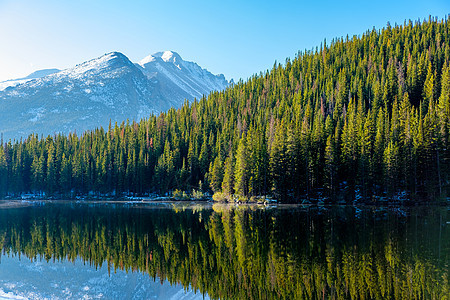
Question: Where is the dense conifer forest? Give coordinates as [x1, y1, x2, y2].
[0, 17, 449, 202]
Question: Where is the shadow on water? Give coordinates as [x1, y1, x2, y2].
[0, 201, 448, 299]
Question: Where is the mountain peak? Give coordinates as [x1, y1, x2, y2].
[138, 51, 182, 66]
[104, 51, 128, 60]
[83, 52, 130, 66]
[60, 51, 134, 78]
[89, 51, 130, 66]
[139, 54, 155, 65]
[160, 51, 180, 62]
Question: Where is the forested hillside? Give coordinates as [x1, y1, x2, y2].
[0, 17, 449, 202]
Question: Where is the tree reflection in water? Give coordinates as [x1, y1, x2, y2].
[0, 202, 448, 299]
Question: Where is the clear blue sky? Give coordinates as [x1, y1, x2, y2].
[0, 0, 448, 82]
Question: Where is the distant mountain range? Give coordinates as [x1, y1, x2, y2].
[0, 51, 229, 141]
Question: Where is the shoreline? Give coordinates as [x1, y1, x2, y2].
[0, 198, 448, 208]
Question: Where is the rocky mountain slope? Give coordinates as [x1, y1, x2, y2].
[0, 51, 228, 141]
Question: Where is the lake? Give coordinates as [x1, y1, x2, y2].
[0, 201, 448, 299]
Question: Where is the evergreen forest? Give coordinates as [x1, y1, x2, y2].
[0, 17, 449, 202]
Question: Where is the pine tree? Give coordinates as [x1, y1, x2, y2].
[437, 61, 450, 196]
[209, 154, 223, 193]
[46, 142, 57, 195]
[270, 122, 289, 199]
[324, 135, 336, 198]
[60, 153, 72, 195]
[0, 147, 7, 196]
[234, 134, 248, 197]
[423, 62, 436, 112]
[222, 152, 234, 196]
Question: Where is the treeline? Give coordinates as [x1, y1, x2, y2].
[0, 205, 448, 299]
[0, 17, 449, 201]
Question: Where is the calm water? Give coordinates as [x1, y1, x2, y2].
[0, 201, 448, 299]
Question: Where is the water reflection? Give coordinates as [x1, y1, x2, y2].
[0, 255, 205, 299]
[0, 202, 448, 299]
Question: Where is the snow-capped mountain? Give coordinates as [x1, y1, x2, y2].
[0, 51, 228, 141]
[137, 51, 227, 106]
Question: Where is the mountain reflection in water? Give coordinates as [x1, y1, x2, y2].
[0, 201, 448, 299]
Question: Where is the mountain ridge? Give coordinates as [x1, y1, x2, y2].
[0, 51, 228, 140]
